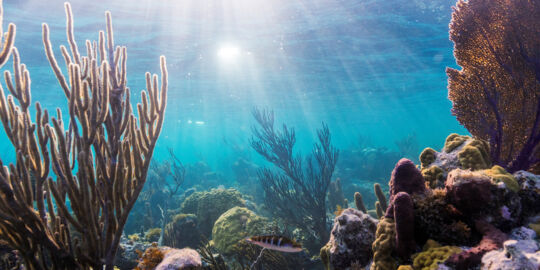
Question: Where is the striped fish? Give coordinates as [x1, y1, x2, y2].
[245, 235, 302, 252]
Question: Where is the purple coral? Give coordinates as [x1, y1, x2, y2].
[386, 158, 426, 218]
[393, 192, 415, 261]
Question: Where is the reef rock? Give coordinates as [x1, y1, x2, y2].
[115, 236, 153, 270]
[481, 239, 540, 270]
[445, 168, 522, 229]
[321, 208, 378, 269]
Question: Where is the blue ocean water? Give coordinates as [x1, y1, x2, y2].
[0, 0, 467, 180]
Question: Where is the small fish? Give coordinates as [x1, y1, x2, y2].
[245, 235, 302, 252]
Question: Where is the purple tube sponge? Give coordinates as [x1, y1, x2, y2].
[389, 158, 426, 197]
[385, 158, 426, 218]
[393, 192, 415, 261]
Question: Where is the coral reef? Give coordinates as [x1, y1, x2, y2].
[163, 214, 201, 249]
[321, 208, 378, 269]
[211, 206, 267, 256]
[0, 2, 168, 269]
[447, 0, 540, 173]
[180, 188, 245, 236]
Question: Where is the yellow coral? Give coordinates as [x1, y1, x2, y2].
[421, 166, 444, 189]
[419, 147, 437, 168]
[372, 218, 397, 270]
[128, 233, 141, 242]
[483, 165, 519, 192]
[457, 140, 491, 170]
[412, 240, 461, 270]
[443, 134, 469, 153]
[144, 228, 162, 243]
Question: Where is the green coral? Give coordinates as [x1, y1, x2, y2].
[419, 147, 437, 168]
[484, 165, 519, 192]
[211, 207, 267, 256]
[180, 188, 245, 236]
[412, 240, 461, 270]
[421, 166, 444, 189]
[144, 228, 162, 243]
[372, 218, 397, 270]
[457, 139, 491, 170]
[443, 133, 469, 153]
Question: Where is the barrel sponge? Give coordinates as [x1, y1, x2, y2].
[457, 139, 491, 170]
[483, 165, 519, 192]
[421, 166, 444, 189]
[419, 147, 437, 168]
[372, 218, 397, 270]
[412, 241, 462, 270]
[443, 134, 469, 153]
[211, 207, 266, 255]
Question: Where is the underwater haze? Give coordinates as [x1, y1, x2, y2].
[1, 0, 466, 176]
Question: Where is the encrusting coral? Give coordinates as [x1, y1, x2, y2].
[0, 1, 168, 269]
[372, 217, 397, 270]
[412, 240, 462, 270]
[447, 0, 540, 173]
[420, 134, 491, 189]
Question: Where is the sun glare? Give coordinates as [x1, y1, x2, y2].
[217, 45, 241, 61]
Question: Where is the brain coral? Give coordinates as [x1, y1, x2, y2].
[211, 206, 267, 256]
[180, 188, 245, 236]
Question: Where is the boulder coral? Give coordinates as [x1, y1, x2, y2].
[180, 188, 245, 236]
[211, 207, 267, 256]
